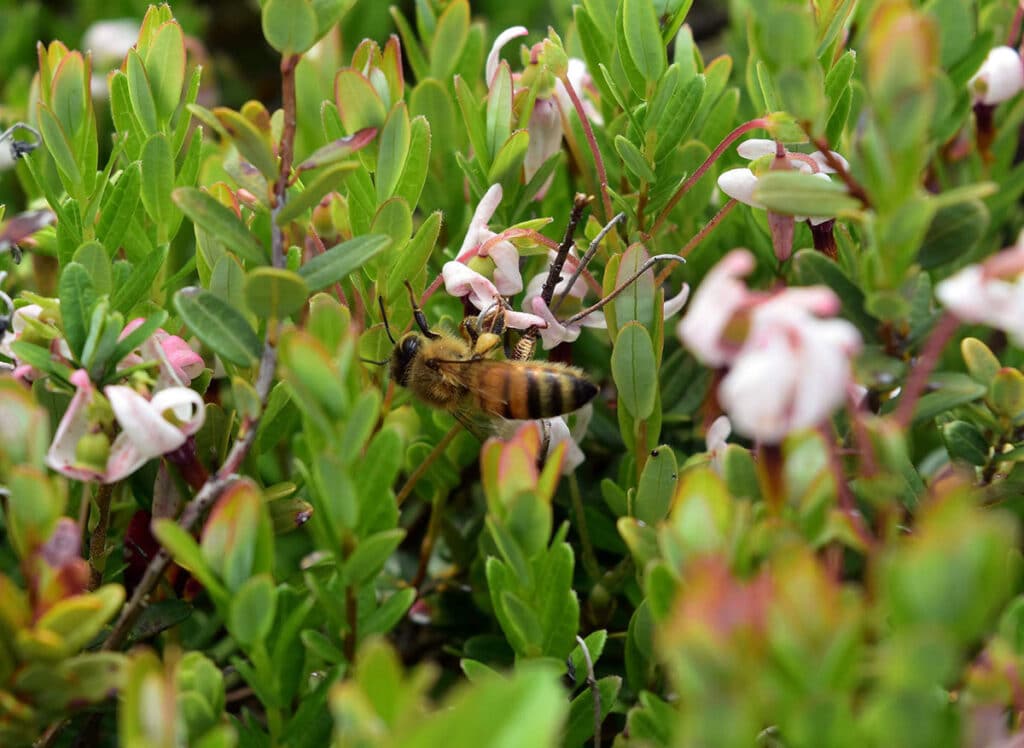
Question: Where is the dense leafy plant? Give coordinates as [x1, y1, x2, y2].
[3, 0, 1024, 746]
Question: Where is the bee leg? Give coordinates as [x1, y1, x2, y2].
[460, 317, 479, 346]
[511, 330, 537, 362]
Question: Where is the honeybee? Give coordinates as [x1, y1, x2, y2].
[382, 283, 597, 437]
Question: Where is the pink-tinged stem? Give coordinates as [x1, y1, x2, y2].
[818, 423, 877, 552]
[654, 200, 737, 287]
[894, 312, 960, 428]
[649, 119, 769, 238]
[559, 72, 613, 222]
[1011, 2, 1024, 46]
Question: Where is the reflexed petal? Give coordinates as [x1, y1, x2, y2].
[482, 240, 523, 295]
[717, 168, 763, 208]
[530, 296, 581, 349]
[46, 369, 104, 482]
[663, 283, 691, 319]
[457, 183, 504, 259]
[486, 26, 529, 87]
[524, 98, 564, 184]
[442, 261, 503, 312]
[736, 139, 777, 160]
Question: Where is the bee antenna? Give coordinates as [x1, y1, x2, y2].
[552, 211, 626, 316]
[378, 296, 397, 344]
[404, 281, 440, 339]
[560, 254, 686, 327]
[360, 357, 389, 366]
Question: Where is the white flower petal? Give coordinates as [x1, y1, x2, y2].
[717, 168, 763, 208]
[524, 98, 564, 185]
[662, 283, 691, 319]
[46, 369, 105, 481]
[677, 249, 757, 366]
[736, 138, 777, 160]
[442, 261, 502, 312]
[457, 184, 504, 259]
[486, 26, 529, 87]
[970, 45, 1024, 105]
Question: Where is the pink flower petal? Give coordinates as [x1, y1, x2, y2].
[457, 184, 504, 259]
[677, 249, 758, 367]
[524, 97, 564, 186]
[46, 370, 106, 482]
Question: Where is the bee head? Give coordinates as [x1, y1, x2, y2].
[390, 332, 422, 387]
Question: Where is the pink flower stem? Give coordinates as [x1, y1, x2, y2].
[559, 72, 613, 222]
[894, 311, 960, 428]
[1011, 2, 1024, 46]
[648, 119, 769, 238]
[654, 200, 737, 287]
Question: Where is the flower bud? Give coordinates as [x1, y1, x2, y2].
[969, 46, 1024, 106]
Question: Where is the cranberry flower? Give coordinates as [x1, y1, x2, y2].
[487, 28, 601, 193]
[705, 415, 731, 475]
[678, 249, 862, 444]
[46, 369, 205, 483]
[441, 184, 548, 331]
[119, 318, 205, 387]
[936, 237, 1024, 346]
[969, 46, 1024, 106]
[0, 302, 72, 381]
[717, 139, 847, 227]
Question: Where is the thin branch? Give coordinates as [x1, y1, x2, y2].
[559, 73, 612, 222]
[560, 254, 685, 328]
[101, 53, 301, 652]
[648, 118, 768, 238]
[894, 312, 960, 428]
[805, 130, 872, 208]
[653, 200, 736, 287]
[395, 424, 461, 507]
[87, 483, 114, 590]
[552, 212, 625, 316]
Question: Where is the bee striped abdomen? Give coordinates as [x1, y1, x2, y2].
[473, 362, 597, 419]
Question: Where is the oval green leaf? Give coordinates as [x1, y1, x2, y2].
[244, 267, 309, 320]
[174, 286, 262, 367]
[611, 322, 658, 420]
[298, 234, 391, 291]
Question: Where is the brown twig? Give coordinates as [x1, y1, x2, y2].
[805, 131, 872, 209]
[101, 52, 302, 652]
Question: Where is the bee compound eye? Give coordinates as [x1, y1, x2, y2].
[401, 336, 420, 360]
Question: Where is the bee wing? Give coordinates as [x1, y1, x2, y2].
[450, 402, 518, 443]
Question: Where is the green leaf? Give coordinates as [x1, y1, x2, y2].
[488, 129, 530, 189]
[126, 50, 158, 136]
[394, 116, 431, 207]
[215, 107, 279, 181]
[941, 420, 989, 467]
[229, 574, 277, 647]
[343, 529, 406, 585]
[653, 73, 705, 162]
[621, 0, 666, 85]
[376, 103, 411, 202]
[173, 187, 267, 265]
[614, 135, 655, 183]
[611, 322, 658, 420]
[912, 372, 987, 423]
[37, 104, 82, 191]
[174, 287, 262, 368]
[112, 246, 168, 314]
[153, 519, 227, 602]
[298, 234, 391, 291]
[58, 262, 96, 358]
[98, 161, 142, 255]
[144, 21, 186, 121]
[634, 445, 677, 524]
[455, 75, 489, 172]
[334, 70, 388, 134]
[276, 161, 361, 225]
[295, 128, 377, 172]
[429, 0, 469, 80]
[917, 199, 988, 271]
[385, 210, 441, 299]
[244, 268, 309, 320]
[388, 7, 430, 82]
[262, 0, 318, 54]
[564, 676, 621, 748]
[754, 170, 862, 219]
[72, 241, 113, 296]
[141, 133, 176, 230]
[790, 249, 876, 338]
[486, 62, 513, 162]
